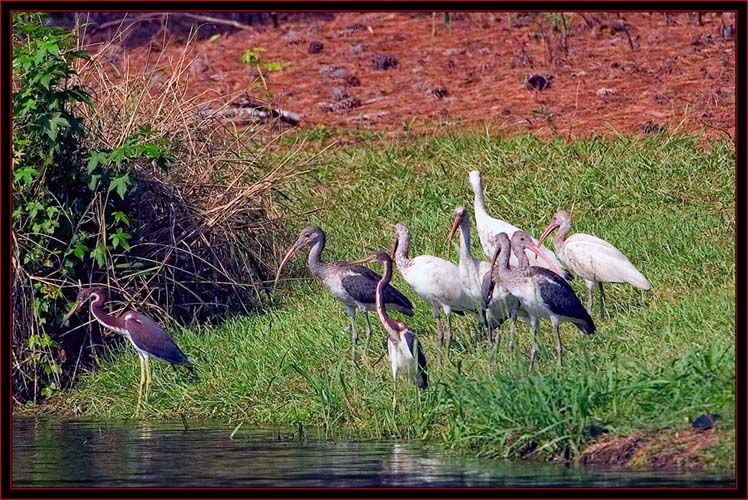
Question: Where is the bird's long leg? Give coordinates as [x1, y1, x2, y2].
[363, 311, 373, 357]
[433, 306, 444, 346]
[552, 316, 563, 368]
[137, 353, 146, 411]
[508, 308, 518, 354]
[586, 281, 594, 315]
[490, 318, 501, 363]
[346, 306, 358, 363]
[445, 313, 453, 359]
[528, 316, 540, 373]
[144, 355, 152, 404]
[598, 282, 606, 319]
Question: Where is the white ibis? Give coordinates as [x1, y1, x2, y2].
[488, 231, 595, 370]
[354, 251, 427, 408]
[447, 207, 493, 342]
[63, 287, 194, 408]
[537, 210, 651, 319]
[468, 170, 568, 277]
[274, 226, 414, 362]
[392, 223, 475, 352]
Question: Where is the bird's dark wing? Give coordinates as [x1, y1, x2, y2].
[342, 265, 414, 314]
[529, 268, 595, 334]
[124, 311, 192, 365]
[481, 270, 495, 307]
[403, 330, 428, 390]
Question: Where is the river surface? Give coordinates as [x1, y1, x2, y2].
[12, 417, 734, 488]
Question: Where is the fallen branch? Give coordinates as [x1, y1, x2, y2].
[199, 97, 301, 126]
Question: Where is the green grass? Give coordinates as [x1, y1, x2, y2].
[28, 132, 735, 469]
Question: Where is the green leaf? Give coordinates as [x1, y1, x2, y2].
[108, 173, 130, 200]
[90, 242, 106, 268]
[13, 165, 37, 186]
[112, 211, 130, 226]
[110, 228, 131, 251]
[72, 242, 87, 260]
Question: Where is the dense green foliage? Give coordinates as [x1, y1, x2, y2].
[12, 13, 174, 401]
[36, 132, 735, 468]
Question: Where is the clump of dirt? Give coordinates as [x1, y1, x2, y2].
[578, 429, 720, 470]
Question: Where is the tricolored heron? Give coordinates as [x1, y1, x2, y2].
[537, 210, 651, 319]
[354, 251, 427, 408]
[392, 223, 473, 352]
[487, 232, 595, 370]
[468, 170, 567, 277]
[64, 287, 193, 408]
[274, 226, 413, 362]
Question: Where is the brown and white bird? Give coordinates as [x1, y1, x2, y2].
[487, 232, 595, 370]
[64, 287, 193, 409]
[537, 210, 651, 318]
[392, 223, 474, 352]
[274, 226, 414, 362]
[354, 251, 427, 408]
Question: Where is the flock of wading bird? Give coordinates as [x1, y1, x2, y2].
[64, 170, 651, 410]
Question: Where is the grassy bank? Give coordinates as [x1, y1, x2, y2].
[26, 132, 735, 469]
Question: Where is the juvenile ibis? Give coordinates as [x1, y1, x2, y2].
[447, 207, 494, 342]
[392, 223, 474, 352]
[354, 251, 427, 407]
[537, 210, 651, 318]
[63, 287, 194, 408]
[274, 226, 414, 362]
[487, 232, 595, 369]
[468, 170, 567, 277]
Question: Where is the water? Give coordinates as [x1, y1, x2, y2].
[12, 417, 734, 488]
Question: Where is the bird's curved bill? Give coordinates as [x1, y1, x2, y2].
[446, 215, 461, 260]
[350, 255, 376, 266]
[525, 241, 561, 274]
[274, 241, 303, 289]
[63, 300, 82, 323]
[537, 222, 560, 248]
[390, 238, 398, 260]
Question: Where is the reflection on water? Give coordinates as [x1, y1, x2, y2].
[12, 417, 734, 488]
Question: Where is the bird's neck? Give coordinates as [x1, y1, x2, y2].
[458, 220, 473, 262]
[375, 261, 401, 342]
[307, 239, 326, 276]
[496, 243, 512, 276]
[394, 231, 410, 268]
[89, 294, 127, 334]
[512, 243, 530, 270]
[472, 181, 488, 220]
[555, 219, 572, 247]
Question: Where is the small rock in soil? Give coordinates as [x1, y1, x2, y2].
[720, 23, 735, 41]
[596, 87, 618, 98]
[346, 22, 366, 31]
[583, 424, 609, 439]
[308, 41, 324, 54]
[432, 87, 449, 98]
[331, 87, 348, 102]
[349, 42, 365, 56]
[643, 121, 662, 134]
[611, 20, 630, 32]
[692, 413, 721, 430]
[323, 97, 362, 113]
[372, 54, 399, 70]
[526, 73, 553, 91]
[285, 30, 303, 45]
